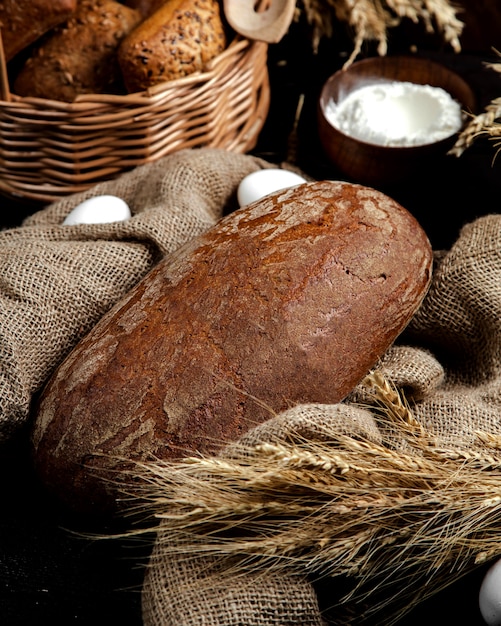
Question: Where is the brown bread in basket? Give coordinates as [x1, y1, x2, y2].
[13, 0, 143, 102]
[118, 0, 227, 92]
[0, 0, 77, 62]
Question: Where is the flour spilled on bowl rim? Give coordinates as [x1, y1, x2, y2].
[324, 80, 463, 147]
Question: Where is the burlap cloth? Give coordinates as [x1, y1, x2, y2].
[0, 147, 272, 442]
[141, 214, 501, 624]
[2, 147, 501, 623]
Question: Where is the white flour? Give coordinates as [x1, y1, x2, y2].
[325, 80, 463, 147]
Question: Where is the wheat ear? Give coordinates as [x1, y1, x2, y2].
[123, 370, 501, 624]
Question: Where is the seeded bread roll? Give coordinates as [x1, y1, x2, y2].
[12, 0, 142, 102]
[32, 180, 433, 515]
[117, 0, 227, 93]
[0, 0, 77, 62]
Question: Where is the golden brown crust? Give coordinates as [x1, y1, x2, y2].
[117, 0, 227, 93]
[32, 180, 433, 515]
[12, 0, 142, 101]
[0, 0, 77, 62]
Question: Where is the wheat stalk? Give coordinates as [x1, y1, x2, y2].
[361, 369, 423, 430]
[450, 97, 501, 156]
[298, 0, 463, 65]
[451, 58, 501, 156]
[124, 370, 501, 624]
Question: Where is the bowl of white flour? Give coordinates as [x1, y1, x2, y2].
[318, 55, 476, 187]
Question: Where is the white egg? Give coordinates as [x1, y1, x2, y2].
[479, 557, 501, 625]
[62, 195, 131, 226]
[237, 169, 307, 207]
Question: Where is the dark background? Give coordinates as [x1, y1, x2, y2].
[1, 1, 501, 624]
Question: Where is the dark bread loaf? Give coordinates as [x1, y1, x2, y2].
[32, 181, 433, 514]
[0, 0, 77, 62]
[117, 0, 227, 92]
[12, 0, 142, 101]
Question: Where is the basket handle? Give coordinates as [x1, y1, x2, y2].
[223, 0, 296, 43]
[0, 28, 11, 102]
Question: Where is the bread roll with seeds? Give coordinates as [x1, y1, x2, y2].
[117, 0, 227, 93]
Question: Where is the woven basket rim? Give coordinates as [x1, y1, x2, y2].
[0, 33, 270, 204]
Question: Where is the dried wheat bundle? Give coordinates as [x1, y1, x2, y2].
[125, 371, 501, 624]
[451, 60, 501, 157]
[298, 0, 463, 66]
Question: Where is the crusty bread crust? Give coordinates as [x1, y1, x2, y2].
[117, 0, 227, 92]
[32, 180, 433, 514]
[13, 0, 142, 101]
[0, 0, 77, 62]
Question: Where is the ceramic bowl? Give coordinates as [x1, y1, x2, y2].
[317, 55, 477, 188]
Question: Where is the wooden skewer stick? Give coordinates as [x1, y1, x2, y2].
[0, 28, 11, 102]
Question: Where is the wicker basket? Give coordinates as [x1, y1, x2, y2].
[0, 34, 270, 204]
